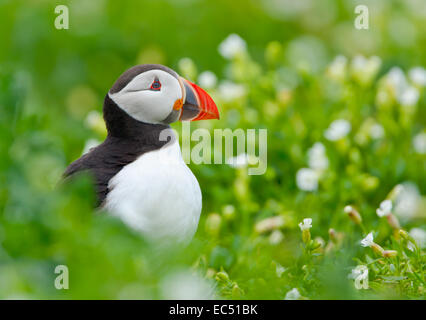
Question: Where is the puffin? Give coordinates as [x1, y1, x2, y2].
[64, 64, 219, 244]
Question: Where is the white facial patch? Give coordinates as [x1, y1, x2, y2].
[109, 70, 182, 124]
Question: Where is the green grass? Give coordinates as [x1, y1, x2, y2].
[0, 0, 424, 299]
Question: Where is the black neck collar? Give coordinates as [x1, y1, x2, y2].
[103, 94, 170, 145]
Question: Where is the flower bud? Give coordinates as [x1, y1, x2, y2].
[329, 228, 338, 244]
[222, 204, 236, 220]
[382, 250, 398, 258]
[255, 216, 284, 234]
[231, 283, 244, 299]
[399, 229, 418, 248]
[269, 230, 284, 245]
[205, 213, 222, 236]
[344, 205, 362, 224]
[311, 238, 324, 254]
[215, 271, 229, 282]
[314, 237, 325, 247]
[399, 229, 410, 240]
[371, 243, 384, 255]
[386, 214, 400, 229]
[298, 219, 313, 244]
[265, 41, 283, 66]
[206, 268, 216, 279]
[302, 229, 311, 244]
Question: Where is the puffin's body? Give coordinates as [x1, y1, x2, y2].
[64, 64, 219, 244]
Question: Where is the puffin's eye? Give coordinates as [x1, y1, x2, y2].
[150, 78, 161, 91]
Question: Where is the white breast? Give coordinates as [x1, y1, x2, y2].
[104, 137, 202, 245]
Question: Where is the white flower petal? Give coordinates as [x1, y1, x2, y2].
[218, 81, 246, 102]
[198, 71, 217, 89]
[324, 119, 351, 141]
[218, 34, 247, 59]
[298, 218, 313, 231]
[82, 138, 101, 155]
[409, 67, 426, 87]
[160, 271, 216, 300]
[308, 142, 329, 170]
[361, 232, 374, 247]
[376, 199, 392, 217]
[413, 132, 426, 154]
[398, 86, 419, 106]
[284, 288, 301, 300]
[296, 168, 319, 191]
[409, 228, 426, 249]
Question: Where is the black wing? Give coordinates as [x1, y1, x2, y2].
[63, 135, 170, 206]
[63, 141, 118, 205]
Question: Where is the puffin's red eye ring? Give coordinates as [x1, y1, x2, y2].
[150, 79, 161, 91]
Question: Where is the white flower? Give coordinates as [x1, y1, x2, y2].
[351, 55, 367, 72]
[296, 168, 319, 191]
[409, 228, 426, 249]
[255, 216, 285, 234]
[218, 81, 246, 102]
[218, 33, 247, 59]
[227, 153, 257, 168]
[324, 119, 351, 141]
[348, 265, 369, 290]
[355, 119, 385, 144]
[178, 57, 197, 80]
[327, 55, 347, 81]
[398, 86, 419, 106]
[369, 123, 385, 139]
[198, 71, 217, 89]
[350, 55, 382, 85]
[222, 204, 235, 219]
[307, 142, 329, 170]
[275, 262, 286, 277]
[376, 200, 393, 217]
[351, 55, 381, 74]
[298, 218, 312, 231]
[269, 230, 284, 245]
[394, 183, 421, 221]
[361, 232, 374, 247]
[408, 67, 426, 87]
[344, 205, 354, 214]
[384, 67, 421, 106]
[386, 67, 407, 94]
[160, 271, 215, 300]
[413, 132, 426, 154]
[82, 138, 100, 155]
[85, 110, 103, 129]
[284, 288, 301, 300]
[349, 265, 368, 280]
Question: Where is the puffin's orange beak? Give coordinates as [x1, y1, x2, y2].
[177, 77, 219, 121]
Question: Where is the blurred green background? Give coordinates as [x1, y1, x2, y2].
[0, 0, 425, 299]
